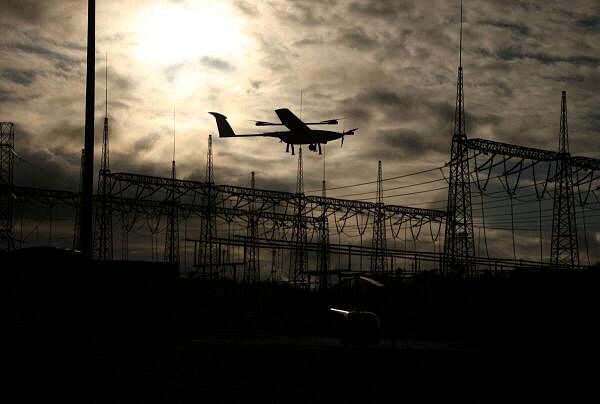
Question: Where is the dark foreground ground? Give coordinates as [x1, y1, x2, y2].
[90, 335, 477, 403]
[3, 248, 599, 403]
[86, 332, 594, 403]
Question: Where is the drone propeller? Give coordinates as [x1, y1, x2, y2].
[305, 117, 347, 126]
[251, 120, 282, 127]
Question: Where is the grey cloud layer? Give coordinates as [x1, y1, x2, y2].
[1, 0, 599, 260]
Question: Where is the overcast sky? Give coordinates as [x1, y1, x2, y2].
[1, 0, 600, 261]
[0, 0, 600, 192]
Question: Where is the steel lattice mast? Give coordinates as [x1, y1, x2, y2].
[197, 134, 217, 278]
[0, 122, 15, 251]
[244, 171, 259, 282]
[443, 0, 475, 274]
[292, 146, 307, 285]
[371, 160, 386, 271]
[318, 149, 330, 289]
[550, 91, 579, 268]
[164, 108, 179, 265]
[93, 56, 113, 260]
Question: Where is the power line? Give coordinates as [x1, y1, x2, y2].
[305, 166, 444, 193]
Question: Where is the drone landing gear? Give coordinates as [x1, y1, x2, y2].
[309, 143, 322, 154]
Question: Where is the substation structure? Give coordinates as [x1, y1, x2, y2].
[2, 66, 600, 284]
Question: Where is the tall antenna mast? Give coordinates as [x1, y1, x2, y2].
[322, 146, 326, 198]
[93, 50, 113, 260]
[165, 105, 179, 265]
[105, 53, 108, 117]
[173, 105, 176, 162]
[459, 0, 463, 67]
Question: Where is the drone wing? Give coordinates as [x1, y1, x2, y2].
[274, 108, 310, 132]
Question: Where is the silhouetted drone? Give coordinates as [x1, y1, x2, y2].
[209, 108, 357, 155]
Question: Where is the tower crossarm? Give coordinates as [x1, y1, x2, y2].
[384, 205, 446, 220]
[306, 195, 446, 220]
[571, 156, 600, 171]
[467, 138, 558, 161]
[12, 186, 79, 207]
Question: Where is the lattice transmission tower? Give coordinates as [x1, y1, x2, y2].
[443, 1, 475, 274]
[164, 109, 179, 265]
[291, 147, 308, 285]
[0, 122, 15, 251]
[196, 134, 218, 278]
[93, 59, 113, 260]
[371, 160, 386, 271]
[550, 91, 579, 268]
[318, 149, 330, 289]
[244, 171, 259, 282]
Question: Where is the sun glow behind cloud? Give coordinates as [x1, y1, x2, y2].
[132, 1, 245, 66]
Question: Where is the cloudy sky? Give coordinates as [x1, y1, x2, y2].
[2, 0, 600, 261]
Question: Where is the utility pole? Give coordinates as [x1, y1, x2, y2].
[80, 0, 95, 259]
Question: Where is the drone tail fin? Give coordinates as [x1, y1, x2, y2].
[209, 112, 236, 137]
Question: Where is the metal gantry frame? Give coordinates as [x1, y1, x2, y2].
[0, 122, 15, 251]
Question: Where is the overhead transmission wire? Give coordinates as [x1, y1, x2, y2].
[327, 156, 554, 204]
[305, 166, 444, 193]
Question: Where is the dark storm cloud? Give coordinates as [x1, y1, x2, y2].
[0, 90, 11, 103]
[496, 47, 600, 67]
[47, 121, 85, 144]
[336, 28, 378, 50]
[541, 74, 585, 83]
[491, 80, 513, 97]
[1, 0, 46, 23]
[164, 63, 185, 82]
[13, 43, 81, 74]
[576, 16, 600, 33]
[12, 127, 81, 191]
[133, 133, 161, 153]
[234, 1, 259, 16]
[583, 112, 600, 134]
[275, 3, 326, 26]
[480, 19, 530, 36]
[0, 69, 36, 86]
[293, 37, 325, 47]
[378, 128, 430, 156]
[256, 34, 292, 73]
[109, 152, 169, 179]
[347, 0, 414, 21]
[100, 67, 137, 110]
[164, 57, 234, 82]
[200, 56, 235, 71]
